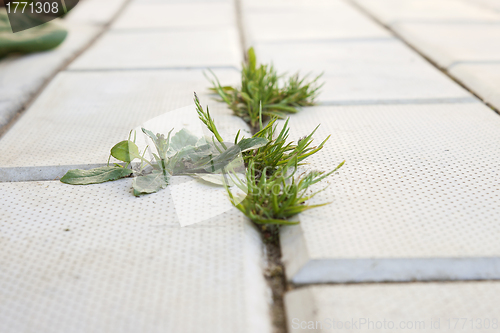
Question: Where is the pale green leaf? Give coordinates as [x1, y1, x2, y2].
[237, 137, 268, 152]
[110, 140, 140, 162]
[169, 128, 199, 152]
[60, 167, 133, 185]
[132, 171, 168, 196]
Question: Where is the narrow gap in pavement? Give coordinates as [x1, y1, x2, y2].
[234, 0, 248, 61]
[0, 0, 133, 139]
[262, 230, 289, 333]
[345, 0, 500, 117]
[232, 0, 290, 332]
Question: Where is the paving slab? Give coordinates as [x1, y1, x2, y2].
[0, 69, 250, 182]
[69, 28, 241, 70]
[0, 179, 271, 333]
[65, 0, 127, 26]
[278, 103, 500, 284]
[352, 0, 500, 25]
[392, 22, 500, 68]
[112, 2, 235, 30]
[0, 23, 101, 130]
[285, 283, 500, 332]
[464, 0, 500, 12]
[254, 40, 473, 104]
[450, 63, 500, 111]
[242, 0, 389, 44]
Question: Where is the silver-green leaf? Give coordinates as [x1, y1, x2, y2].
[169, 128, 199, 152]
[132, 171, 168, 196]
[60, 166, 133, 185]
[237, 137, 268, 152]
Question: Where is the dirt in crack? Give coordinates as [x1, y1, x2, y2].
[261, 225, 289, 333]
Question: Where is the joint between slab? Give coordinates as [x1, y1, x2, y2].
[256, 36, 396, 46]
[319, 97, 479, 106]
[65, 65, 240, 73]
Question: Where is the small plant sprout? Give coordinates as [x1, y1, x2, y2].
[206, 47, 323, 130]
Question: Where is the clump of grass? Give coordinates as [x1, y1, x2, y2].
[227, 157, 344, 226]
[195, 94, 344, 230]
[206, 47, 323, 131]
[246, 116, 329, 178]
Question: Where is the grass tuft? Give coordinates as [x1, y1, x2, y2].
[206, 47, 323, 131]
[195, 93, 344, 228]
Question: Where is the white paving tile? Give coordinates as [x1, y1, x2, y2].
[0, 179, 271, 333]
[279, 103, 500, 284]
[450, 63, 500, 111]
[285, 283, 500, 332]
[392, 22, 500, 68]
[69, 28, 241, 70]
[0, 70, 250, 181]
[112, 2, 235, 30]
[0, 23, 101, 129]
[254, 40, 473, 103]
[352, 0, 500, 25]
[465, 0, 500, 12]
[65, 0, 127, 26]
[242, 0, 389, 44]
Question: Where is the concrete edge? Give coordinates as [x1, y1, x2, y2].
[280, 224, 313, 282]
[290, 257, 500, 284]
[0, 164, 113, 182]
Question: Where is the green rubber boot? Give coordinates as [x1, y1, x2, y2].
[0, 9, 67, 58]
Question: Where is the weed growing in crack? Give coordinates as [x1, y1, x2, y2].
[206, 47, 323, 131]
[195, 94, 344, 234]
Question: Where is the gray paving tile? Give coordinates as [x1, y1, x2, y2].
[450, 63, 500, 111]
[352, 0, 500, 25]
[0, 70, 250, 182]
[0, 179, 271, 333]
[112, 2, 235, 30]
[0, 23, 101, 130]
[285, 283, 500, 332]
[278, 103, 500, 284]
[254, 40, 473, 103]
[242, 0, 389, 44]
[392, 22, 500, 68]
[69, 28, 241, 70]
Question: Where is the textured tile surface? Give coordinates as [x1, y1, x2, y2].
[279, 103, 500, 283]
[243, 0, 389, 44]
[393, 22, 500, 68]
[0, 180, 271, 333]
[254, 40, 473, 103]
[70, 28, 241, 70]
[450, 63, 500, 111]
[113, 2, 235, 29]
[285, 283, 500, 332]
[352, 0, 500, 24]
[0, 70, 249, 181]
[0, 23, 100, 129]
